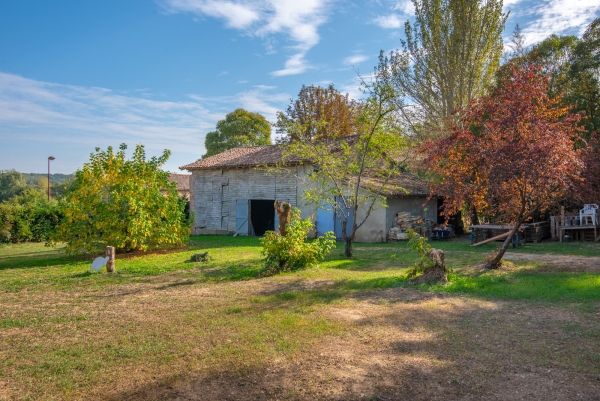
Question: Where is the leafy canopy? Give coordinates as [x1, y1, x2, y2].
[282, 60, 407, 257]
[0, 170, 27, 202]
[386, 0, 506, 139]
[426, 62, 583, 267]
[276, 84, 360, 142]
[54, 144, 191, 254]
[203, 108, 271, 158]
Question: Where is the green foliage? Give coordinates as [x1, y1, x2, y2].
[260, 208, 335, 274]
[511, 18, 600, 139]
[406, 229, 434, 275]
[0, 199, 63, 243]
[203, 108, 272, 158]
[387, 0, 507, 139]
[54, 144, 191, 254]
[282, 58, 406, 258]
[0, 170, 27, 202]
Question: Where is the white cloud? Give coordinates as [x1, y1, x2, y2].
[0, 73, 289, 172]
[392, 0, 414, 16]
[271, 53, 311, 76]
[372, 14, 403, 29]
[503, 0, 525, 8]
[372, 0, 413, 29]
[519, 0, 600, 44]
[160, 0, 333, 76]
[343, 54, 369, 65]
[161, 0, 260, 29]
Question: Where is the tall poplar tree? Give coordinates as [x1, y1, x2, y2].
[387, 0, 507, 139]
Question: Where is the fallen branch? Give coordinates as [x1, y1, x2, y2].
[471, 231, 510, 247]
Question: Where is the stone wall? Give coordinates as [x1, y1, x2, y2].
[190, 166, 304, 234]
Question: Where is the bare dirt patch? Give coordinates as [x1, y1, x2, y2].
[95, 280, 600, 401]
[2, 268, 599, 401]
[503, 252, 600, 272]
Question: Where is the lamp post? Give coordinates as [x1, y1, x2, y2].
[47, 156, 55, 201]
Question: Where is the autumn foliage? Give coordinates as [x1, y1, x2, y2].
[426, 62, 583, 267]
[54, 144, 191, 254]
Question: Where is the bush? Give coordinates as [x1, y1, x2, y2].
[53, 144, 192, 254]
[260, 208, 336, 274]
[406, 229, 434, 276]
[0, 200, 63, 243]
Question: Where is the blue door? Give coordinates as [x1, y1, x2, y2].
[317, 202, 335, 237]
[235, 199, 249, 235]
[334, 197, 354, 240]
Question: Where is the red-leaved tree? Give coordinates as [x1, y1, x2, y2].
[426, 62, 584, 268]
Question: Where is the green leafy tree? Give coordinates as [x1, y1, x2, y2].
[386, 0, 506, 139]
[54, 144, 191, 254]
[508, 19, 600, 139]
[282, 60, 407, 257]
[570, 18, 600, 137]
[203, 108, 271, 158]
[0, 170, 27, 202]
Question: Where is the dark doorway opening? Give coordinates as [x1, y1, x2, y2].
[250, 199, 275, 236]
[437, 199, 464, 235]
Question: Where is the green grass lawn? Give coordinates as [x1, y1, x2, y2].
[0, 237, 599, 400]
[1, 236, 600, 302]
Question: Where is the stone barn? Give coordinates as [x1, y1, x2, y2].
[180, 145, 439, 242]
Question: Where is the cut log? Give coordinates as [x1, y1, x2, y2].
[471, 231, 511, 247]
[105, 246, 115, 273]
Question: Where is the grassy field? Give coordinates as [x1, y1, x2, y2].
[1, 237, 599, 400]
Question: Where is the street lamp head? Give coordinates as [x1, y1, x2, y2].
[48, 156, 55, 161]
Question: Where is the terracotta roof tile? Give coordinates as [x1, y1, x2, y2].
[179, 146, 287, 170]
[358, 173, 433, 197]
[168, 173, 190, 191]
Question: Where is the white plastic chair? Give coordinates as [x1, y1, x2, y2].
[580, 204, 598, 226]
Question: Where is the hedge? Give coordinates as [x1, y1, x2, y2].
[0, 201, 63, 243]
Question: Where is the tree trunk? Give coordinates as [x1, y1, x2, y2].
[472, 205, 481, 226]
[274, 201, 291, 236]
[344, 238, 353, 258]
[486, 222, 521, 268]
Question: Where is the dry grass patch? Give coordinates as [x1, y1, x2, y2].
[1, 238, 600, 400]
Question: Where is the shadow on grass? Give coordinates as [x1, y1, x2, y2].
[0, 252, 88, 271]
[156, 280, 196, 290]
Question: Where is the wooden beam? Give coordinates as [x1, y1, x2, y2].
[471, 231, 511, 247]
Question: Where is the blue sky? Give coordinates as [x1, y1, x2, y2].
[0, 0, 599, 174]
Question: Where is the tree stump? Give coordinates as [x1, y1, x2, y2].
[105, 246, 115, 273]
[411, 248, 447, 284]
[428, 248, 445, 269]
[274, 201, 291, 236]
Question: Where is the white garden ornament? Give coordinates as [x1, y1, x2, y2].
[90, 256, 109, 273]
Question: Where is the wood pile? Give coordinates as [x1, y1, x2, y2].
[524, 221, 550, 243]
[387, 212, 432, 241]
[470, 223, 550, 244]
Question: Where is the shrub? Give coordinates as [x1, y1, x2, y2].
[53, 144, 192, 254]
[0, 200, 63, 244]
[260, 208, 336, 274]
[406, 229, 434, 276]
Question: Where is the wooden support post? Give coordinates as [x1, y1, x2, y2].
[471, 231, 511, 247]
[105, 246, 115, 273]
